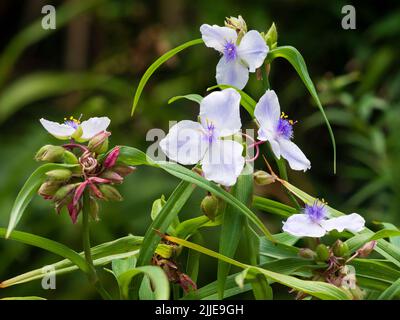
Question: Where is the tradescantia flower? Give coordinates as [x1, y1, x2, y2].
[282, 201, 365, 238]
[40, 116, 111, 142]
[159, 88, 245, 186]
[200, 23, 269, 90]
[254, 90, 311, 171]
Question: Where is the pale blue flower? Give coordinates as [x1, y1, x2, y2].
[200, 24, 269, 90]
[254, 90, 311, 171]
[282, 202, 365, 238]
[160, 89, 245, 186]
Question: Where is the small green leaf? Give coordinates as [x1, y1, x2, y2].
[108, 258, 169, 300]
[168, 94, 203, 105]
[131, 38, 204, 115]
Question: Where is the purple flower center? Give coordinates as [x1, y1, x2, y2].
[304, 203, 327, 223]
[276, 118, 293, 140]
[204, 122, 216, 144]
[224, 41, 237, 62]
[65, 120, 79, 129]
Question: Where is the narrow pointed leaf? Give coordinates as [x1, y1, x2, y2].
[131, 38, 204, 115]
[6, 163, 79, 238]
[168, 94, 203, 105]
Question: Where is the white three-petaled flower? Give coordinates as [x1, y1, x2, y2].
[200, 24, 269, 90]
[159, 88, 245, 186]
[254, 89, 311, 171]
[40, 116, 111, 142]
[282, 202, 365, 238]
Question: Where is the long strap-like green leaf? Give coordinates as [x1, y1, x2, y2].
[131, 38, 204, 115]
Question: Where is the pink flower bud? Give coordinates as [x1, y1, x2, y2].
[68, 202, 79, 224]
[357, 240, 377, 257]
[178, 273, 197, 293]
[88, 177, 111, 184]
[100, 171, 124, 184]
[73, 181, 88, 206]
[89, 182, 104, 199]
[103, 146, 120, 169]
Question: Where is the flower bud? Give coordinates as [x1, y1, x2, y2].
[332, 240, 349, 257]
[112, 165, 136, 177]
[316, 244, 330, 262]
[88, 131, 110, 154]
[201, 194, 219, 221]
[263, 22, 278, 49]
[45, 169, 72, 181]
[253, 170, 275, 186]
[98, 184, 123, 201]
[225, 15, 247, 34]
[298, 248, 317, 260]
[356, 240, 376, 258]
[103, 146, 120, 168]
[89, 197, 100, 221]
[35, 145, 65, 162]
[100, 170, 123, 184]
[38, 181, 61, 199]
[155, 243, 173, 259]
[53, 184, 77, 202]
[63, 150, 79, 164]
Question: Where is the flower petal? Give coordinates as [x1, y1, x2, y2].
[282, 214, 326, 237]
[321, 213, 365, 233]
[199, 88, 242, 137]
[277, 138, 311, 171]
[237, 30, 269, 72]
[40, 118, 76, 140]
[200, 24, 237, 52]
[201, 139, 245, 186]
[159, 120, 207, 165]
[215, 57, 249, 90]
[254, 89, 280, 130]
[80, 117, 111, 141]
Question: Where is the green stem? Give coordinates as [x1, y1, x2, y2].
[82, 192, 112, 300]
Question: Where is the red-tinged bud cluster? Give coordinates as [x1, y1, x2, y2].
[36, 135, 135, 224]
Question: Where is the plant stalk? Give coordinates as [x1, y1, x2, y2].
[82, 191, 112, 300]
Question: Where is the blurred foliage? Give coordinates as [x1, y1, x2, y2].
[0, 0, 399, 299]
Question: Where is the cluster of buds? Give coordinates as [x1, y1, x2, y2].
[225, 15, 247, 42]
[298, 240, 377, 300]
[36, 131, 135, 223]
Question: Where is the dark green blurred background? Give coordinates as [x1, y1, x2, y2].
[0, 0, 399, 299]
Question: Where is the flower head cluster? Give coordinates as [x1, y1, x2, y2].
[37, 117, 135, 223]
[282, 201, 365, 238]
[200, 18, 269, 90]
